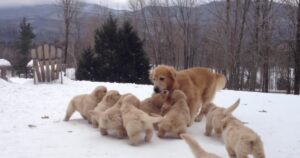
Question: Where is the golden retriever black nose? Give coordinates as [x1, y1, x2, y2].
[154, 86, 160, 93]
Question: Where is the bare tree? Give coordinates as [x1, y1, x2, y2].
[58, 0, 80, 67]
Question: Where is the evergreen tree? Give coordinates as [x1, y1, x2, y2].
[16, 17, 35, 77]
[76, 16, 150, 84]
[75, 47, 95, 81]
[94, 14, 120, 82]
[118, 21, 150, 84]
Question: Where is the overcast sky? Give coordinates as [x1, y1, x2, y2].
[0, 0, 129, 10]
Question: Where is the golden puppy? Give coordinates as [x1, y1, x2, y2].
[64, 86, 107, 122]
[91, 90, 121, 127]
[121, 94, 162, 146]
[90, 93, 131, 139]
[157, 90, 190, 138]
[204, 99, 240, 137]
[149, 65, 226, 125]
[222, 116, 265, 158]
[140, 92, 167, 115]
[180, 134, 221, 158]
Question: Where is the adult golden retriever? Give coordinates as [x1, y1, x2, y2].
[149, 65, 226, 125]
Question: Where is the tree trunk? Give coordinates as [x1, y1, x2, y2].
[295, 2, 300, 94]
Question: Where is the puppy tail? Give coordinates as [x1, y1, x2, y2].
[146, 115, 163, 124]
[224, 98, 240, 115]
[64, 100, 75, 121]
[180, 134, 207, 157]
[215, 73, 226, 91]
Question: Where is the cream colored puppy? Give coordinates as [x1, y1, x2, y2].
[120, 94, 163, 146]
[91, 90, 121, 127]
[180, 134, 221, 158]
[204, 99, 240, 137]
[140, 92, 167, 115]
[90, 94, 131, 139]
[64, 86, 107, 122]
[157, 90, 191, 138]
[222, 116, 265, 158]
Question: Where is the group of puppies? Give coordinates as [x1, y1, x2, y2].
[64, 65, 265, 158]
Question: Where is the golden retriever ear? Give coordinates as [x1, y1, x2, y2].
[168, 66, 177, 81]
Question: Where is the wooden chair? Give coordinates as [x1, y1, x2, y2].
[31, 44, 63, 84]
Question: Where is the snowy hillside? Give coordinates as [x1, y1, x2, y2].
[0, 78, 299, 158]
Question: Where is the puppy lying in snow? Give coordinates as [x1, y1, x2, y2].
[204, 99, 240, 137]
[156, 90, 191, 138]
[90, 93, 131, 138]
[222, 116, 265, 158]
[64, 86, 107, 123]
[120, 94, 163, 145]
[139, 92, 167, 115]
[180, 134, 220, 158]
[91, 90, 121, 127]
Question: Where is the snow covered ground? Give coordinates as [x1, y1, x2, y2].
[0, 77, 300, 158]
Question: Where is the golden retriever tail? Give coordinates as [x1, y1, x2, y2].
[180, 134, 207, 157]
[224, 98, 240, 115]
[64, 101, 75, 121]
[215, 73, 226, 91]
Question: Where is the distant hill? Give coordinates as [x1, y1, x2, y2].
[0, 1, 291, 43]
[0, 2, 127, 42]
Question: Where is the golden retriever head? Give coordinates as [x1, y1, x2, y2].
[149, 65, 177, 93]
[103, 90, 121, 104]
[92, 86, 107, 100]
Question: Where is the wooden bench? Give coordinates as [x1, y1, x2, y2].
[31, 44, 63, 84]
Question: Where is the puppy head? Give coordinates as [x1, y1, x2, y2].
[150, 65, 177, 93]
[171, 90, 186, 101]
[104, 90, 121, 104]
[122, 94, 140, 108]
[92, 86, 107, 100]
[150, 91, 168, 107]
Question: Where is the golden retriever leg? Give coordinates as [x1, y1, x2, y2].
[145, 128, 153, 142]
[64, 102, 76, 121]
[100, 127, 108, 136]
[190, 100, 201, 124]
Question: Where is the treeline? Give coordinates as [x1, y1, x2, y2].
[0, 0, 299, 94]
[126, 0, 300, 94]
